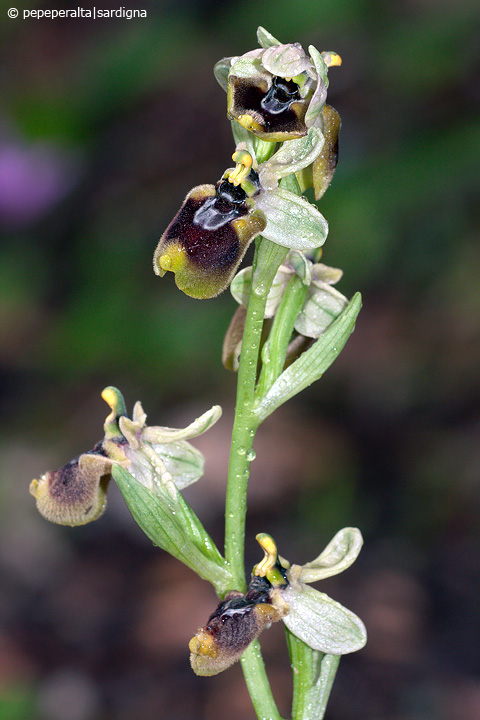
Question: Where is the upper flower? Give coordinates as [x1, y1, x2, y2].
[214, 26, 341, 142]
[30, 387, 221, 526]
[188, 528, 366, 676]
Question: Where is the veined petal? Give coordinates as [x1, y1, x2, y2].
[141, 405, 222, 443]
[311, 262, 343, 285]
[122, 443, 179, 498]
[261, 43, 312, 78]
[256, 187, 328, 250]
[260, 127, 325, 181]
[229, 49, 266, 79]
[299, 528, 364, 583]
[282, 584, 367, 654]
[148, 440, 205, 490]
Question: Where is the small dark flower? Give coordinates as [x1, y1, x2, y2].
[189, 575, 287, 676]
[215, 27, 341, 142]
[29, 448, 115, 526]
[189, 530, 366, 676]
[153, 168, 266, 299]
[154, 136, 330, 299]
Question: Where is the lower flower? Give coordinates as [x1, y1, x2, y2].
[189, 529, 366, 675]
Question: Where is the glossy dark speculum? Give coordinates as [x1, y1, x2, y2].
[234, 75, 302, 133]
[204, 576, 273, 651]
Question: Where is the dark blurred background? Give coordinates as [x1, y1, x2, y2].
[1, 0, 479, 718]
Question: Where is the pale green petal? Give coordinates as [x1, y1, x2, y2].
[257, 26, 281, 48]
[256, 187, 328, 251]
[282, 584, 367, 654]
[295, 283, 348, 339]
[261, 128, 325, 181]
[261, 43, 312, 78]
[141, 405, 222, 443]
[299, 528, 364, 583]
[305, 46, 328, 128]
[214, 57, 233, 91]
[123, 443, 179, 498]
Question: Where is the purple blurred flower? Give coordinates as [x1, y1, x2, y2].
[0, 139, 79, 228]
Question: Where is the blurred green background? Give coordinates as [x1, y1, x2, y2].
[1, 0, 479, 718]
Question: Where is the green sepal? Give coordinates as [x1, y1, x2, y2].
[113, 465, 234, 596]
[283, 583, 367, 654]
[253, 293, 362, 422]
[256, 186, 329, 251]
[256, 26, 281, 49]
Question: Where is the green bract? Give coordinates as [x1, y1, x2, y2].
[215, 26, 341, 142]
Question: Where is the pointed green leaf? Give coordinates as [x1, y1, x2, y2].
[254, 293, 362, 421]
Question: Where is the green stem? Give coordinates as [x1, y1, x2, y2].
[224, 237, 287, 720]
[256, 273, 309, 400]
[241, 641, 284, 720]
[224, 238, 287, 587]
[287, 629, 340, 720]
